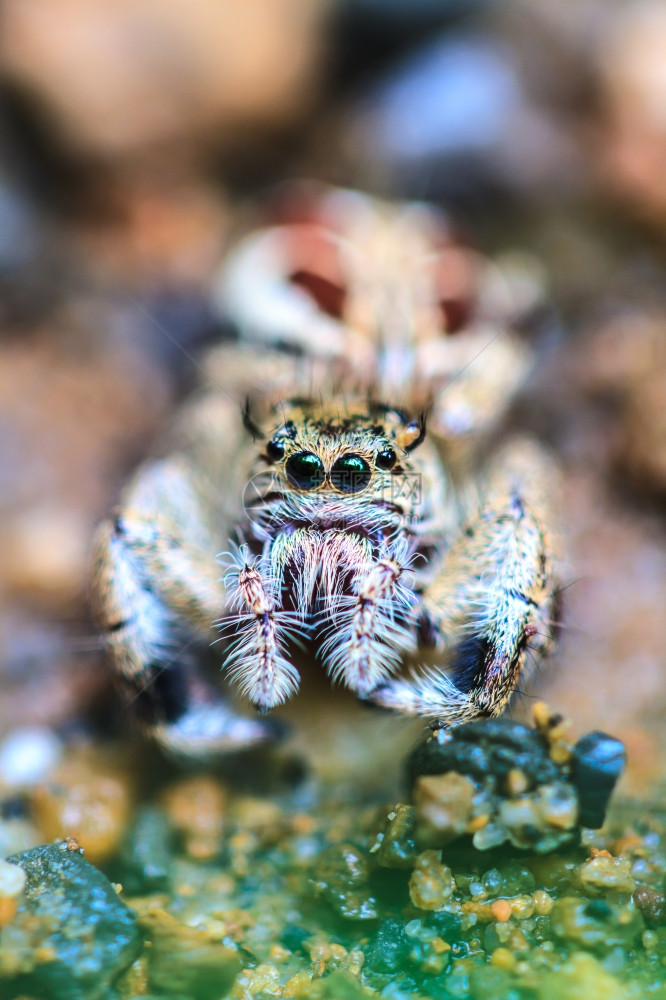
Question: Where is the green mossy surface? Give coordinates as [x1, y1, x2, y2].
[5, 789, 666, 999]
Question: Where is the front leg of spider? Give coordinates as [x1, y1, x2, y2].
[367, 442, 558, 725]
[223, 555, 300, 712]
[323, 554, 414, 696]
[92, 456, 277, 756]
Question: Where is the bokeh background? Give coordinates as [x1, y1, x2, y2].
[0, 0, 665, 797]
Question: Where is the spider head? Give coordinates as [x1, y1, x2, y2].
[259, 401, 426, 505]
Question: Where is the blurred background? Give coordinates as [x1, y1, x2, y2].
[0, 0, 665, 797]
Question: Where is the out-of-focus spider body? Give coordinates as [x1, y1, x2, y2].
[91, 185, 560, 757]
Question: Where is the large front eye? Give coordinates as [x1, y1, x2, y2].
[330, 454, 371, 494]
[286, 452, 325, 490]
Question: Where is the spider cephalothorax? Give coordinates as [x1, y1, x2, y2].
[221, 401, 435, 711]
[91, 186, 560, 757]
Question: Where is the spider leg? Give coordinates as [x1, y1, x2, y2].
[321, 547, 416, 696]
[366, 439, 560, 724]
[222, 555, 300, 712]
[91, 454, 275, 756]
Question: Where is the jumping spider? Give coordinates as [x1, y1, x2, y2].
[92, 185, 560, 757]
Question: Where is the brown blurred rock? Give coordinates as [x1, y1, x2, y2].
[32, 752, 133, 864]
[0, 315, 172, 613]
[598, 2, 666, 224]
[573, 312, 666, 497]
[162, 776, 228, 860]
[0, 0, 329, 164]
[75, 182, 229, 290]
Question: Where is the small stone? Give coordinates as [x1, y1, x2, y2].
[0, 858, 26, 899]
[138, 904, 241, 1000]
[551, 897, 642, 951]
[498, 794, 541, 840]
[364, 918, 410, 974]
[1, 842, 141, 998]
[490, 947, 516, 971]
[481, 867, 503, 896]
[117, 806, 172, 893]
[0, 727, 62, 788]
[163, 776, 227, 860]
[427, 909, 463, 944]
[533, 890, 554, 916]
[506, 768, 529, 796]
[571, 732, 626, 829]
[375, 803, 418, 868]
[490, 899, 512, 923]
[578, 855, 636, 894]
[634, 886, 666, 927]
[534, 782, 579, 830]
[413, 772, 476, 843]
[472, 822, 508, 851]
[312, 844, 378, 920]
[549, 738, 573, 766]
[536, 953, 628, 1000]
[408, 929, 451, 976]
[409, 850, 456, 910]
[501, 861, 536, 896]
[643, 930, 659, 950]
[32, 754, 132, 864]
[499, 789, 578, 853]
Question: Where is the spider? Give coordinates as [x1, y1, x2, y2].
[91, 184, 560, 757]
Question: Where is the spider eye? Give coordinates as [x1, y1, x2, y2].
[266, 438, 286, 461]
[376, 447, 397, 470]
[330, 454, 371, 494]
[286, 452, 325, 490]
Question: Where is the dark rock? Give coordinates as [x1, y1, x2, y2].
[2, 841, 142, 1000]
[364, 917, 410, 973]
[311, 844, 378, 920]
[406, 718, 559, 792]
[427, 909, 463, 943]
[634, 886, 666, 928]
[116, 806, 172, 893]
[141, 909, 241, 1000]
[280, 924, 311, 954]
[571, 731, 626, 828]
[375, 803, 418, 869]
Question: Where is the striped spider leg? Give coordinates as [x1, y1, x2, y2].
[366, 438, 560, 724]
[91, 394, 278, 756]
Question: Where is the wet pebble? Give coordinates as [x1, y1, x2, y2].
[312, 844, 378, 920]
[536, 952, 629, 1000]
[634, 885, 666, 927]
[116, 805, 172, 893]
[163, 775, 227, 860]
[32, 753, 132, 864]
[578, 853, 636, 894]
[0, 857, 26, 898]
[413, 772, 476, 844]
[1, 841, 141, 999]
[409, 850, 457, 910]
[137, 903, 241, 1000]
[550, 896, 642, 951]
[374, 803, 418, 869]
[571, 733, 626, 829]
[406, 709, 625, 854]
[0, 727, 62, 788]
[364, 917, 410, 974]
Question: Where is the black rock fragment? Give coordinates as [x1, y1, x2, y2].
[570, 731, 626, 828]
